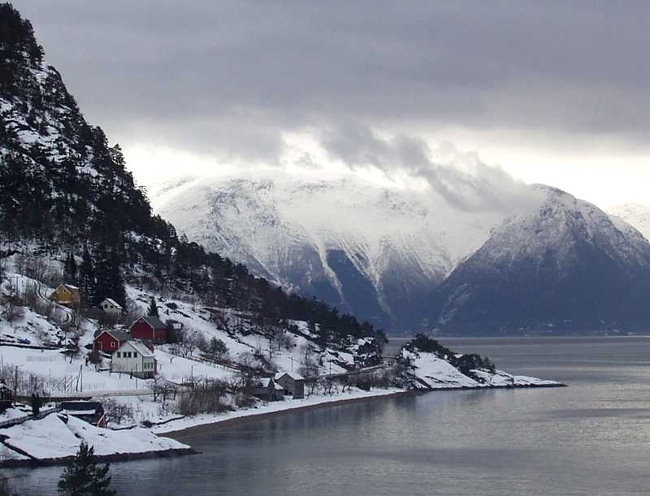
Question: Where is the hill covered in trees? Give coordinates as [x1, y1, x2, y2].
[0, 3, 386, 351]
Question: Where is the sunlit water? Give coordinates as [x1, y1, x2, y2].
[7, 336, 650, 496]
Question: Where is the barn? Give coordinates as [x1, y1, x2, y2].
[249, 377, 284, 402]
[129, 316, 168, 345]
[274, 371, 305, 399]
[93, 329, 129, 353]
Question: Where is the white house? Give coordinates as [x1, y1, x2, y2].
[111, 340, 157, 378]
[99, 298, 123, 318]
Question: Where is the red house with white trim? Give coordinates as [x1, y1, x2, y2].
[93, 329, 129, 353]
[129, 316, 168, 345]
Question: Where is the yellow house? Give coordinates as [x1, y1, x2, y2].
[50, 284, 81, 307]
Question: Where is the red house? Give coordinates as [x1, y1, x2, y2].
[129, 316, 168, 344]
[93, 329, 129, 353]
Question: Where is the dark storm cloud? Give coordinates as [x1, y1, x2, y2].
[13, 0, 650, 160]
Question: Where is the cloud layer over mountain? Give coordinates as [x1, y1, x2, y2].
[16, 0, 650, 168]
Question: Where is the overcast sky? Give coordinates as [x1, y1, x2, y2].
[14, 0, 650, 207]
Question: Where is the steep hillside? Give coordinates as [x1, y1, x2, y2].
[432, 186, 650, 334]
[0, 3, 385, 351]
[152, 172, 507, 330]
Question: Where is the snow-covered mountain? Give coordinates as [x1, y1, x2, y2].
[153, 173, 650, 334]
[608, 203, 650, 241]
[151, 171, 514, 331]
[433, 186, 650, 334]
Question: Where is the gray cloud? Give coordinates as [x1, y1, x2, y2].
[321, 123, 536, 211]
[13, 0, 650, 162]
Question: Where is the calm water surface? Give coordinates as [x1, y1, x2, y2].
[8, 336, 650, 495]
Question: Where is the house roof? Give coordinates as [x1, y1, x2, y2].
[259, 378, 283, 390]
[62, 284, 79, 291]
[135, 316, 167, 329]
[108, 329, 130, 342]
[129, 339, 155, 357]
[61, 401, 102, 412]
[101, 298, 123, 309]
[118, 339, 155, 358]
[275, 371, 304, 381]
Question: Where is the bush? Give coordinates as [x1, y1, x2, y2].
[177, 379, 232, 415]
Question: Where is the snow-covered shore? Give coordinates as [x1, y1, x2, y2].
[156, 376, 564, 437]
[402, 349, 564, 390]
[153, 387, 408, 435]
[0, 411, 191, 467]
[0, 373, 563, 467]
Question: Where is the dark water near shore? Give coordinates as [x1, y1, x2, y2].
[8, 336, 650, 496]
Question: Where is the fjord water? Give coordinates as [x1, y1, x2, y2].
[9, 337, 650, 496]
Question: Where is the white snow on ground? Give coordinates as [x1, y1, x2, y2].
[152, 387, 404, 434]
[0, 412, 188, 461]
[403, 349, 480, 388]
[154, 349, 236, 384]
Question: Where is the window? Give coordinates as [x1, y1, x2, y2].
[111, 342, 115, 348]
[116, 352, 120, 358]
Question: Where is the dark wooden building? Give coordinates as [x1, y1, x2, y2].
[249, 377, 284, 402]
[60, 401, 105, 426]
[0, 381, 13, 413]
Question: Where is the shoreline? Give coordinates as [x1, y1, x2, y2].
[0, 381, 565, 468]
[163, 389, 414, 439]
[160, 381, 566, 439]
[0, 447, 195, 469]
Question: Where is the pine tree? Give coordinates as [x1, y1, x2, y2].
[78, 248, 94, 308]
[57, 442, 116, 496]
[63, 252, 78, 285]
[147, 297, 159, 318]
[93, 245, 126, 307]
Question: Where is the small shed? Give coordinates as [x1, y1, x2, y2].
[166, 319, 183, 332]
[93, 328, 129, 354]
[130, 316, 168, 344]
[0, 380, 13, 413]
[274, 371, 305, 399]
[112, 340, 157, 378]
[61, 401, 105, 426]
[50, 284, 80, 307]
[99, 298, 123, 318]
[249, 377, 284, 402]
